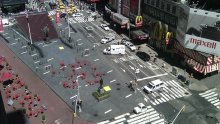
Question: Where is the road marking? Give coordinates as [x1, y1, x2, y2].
[38, 43, 44, 45]
[107, 70, 113, 73]
[121, 68, 126, 72]
[125, 94, 132, 98]
[77, 39, 82, 41]
[47, 58, 54, 62]
[42, 44, 48, 47]
[138, 63, 143, 68]
[104, 109, 112, 114]
[94, 59, 99, 61]
[85, 84, 89, 87]
[129, 65, 135, 70]
[60, 66, 67, 69]
[21, 51, 27, 54]
[137, 73, 168, 82]
[43, 71, 50, 74]
[34, 60, 40, 63]
[146, 62, 152, 66]
[76, 67, 81, 70]
[10, 42, 17, 45]
[110, 79, 116, 83]
[70, 95, 77, 99]
[78, 43, 83, 46]
[144, 98, 148, 103]
[21, 45, 27, 48]
[53, 40, 58, 43]
[6, 36, 10, 39]
[44, 64, 51, 68]
[31, 53, 37, 56]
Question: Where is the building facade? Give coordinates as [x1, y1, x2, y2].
[142, 0, 220, 75]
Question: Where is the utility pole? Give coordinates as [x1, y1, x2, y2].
[26, 10, 33, 45]
[73, 75, 82, 118]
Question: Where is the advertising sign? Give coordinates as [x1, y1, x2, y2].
[56, 11, 60, 24]
[184, 9, 220, 55]
[0, 16, 3, 33]
[135, 16, 142, 27]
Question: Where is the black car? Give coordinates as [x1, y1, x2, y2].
[136, 51, 150, 62]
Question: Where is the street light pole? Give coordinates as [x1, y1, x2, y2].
[26, 11, 33, 45]
[74, 75, 82, 116]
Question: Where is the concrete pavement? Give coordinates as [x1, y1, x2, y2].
[0, 37, 92, 124]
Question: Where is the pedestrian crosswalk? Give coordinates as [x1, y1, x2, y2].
[139, 80, 191, 106]
[68, 16, 94, 24]
[97, 105, 166, 124]
[48, 10, 57, 16]
[199, 88, 220, 109]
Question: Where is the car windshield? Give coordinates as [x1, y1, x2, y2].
[147, 84, 153, 89]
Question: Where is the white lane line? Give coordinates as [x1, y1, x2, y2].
[34, 60, 40, 63]
[21, 45, 27, 48]
[77, 39, 82, 41]
[31, 53, 37, 56]
[60, 65, 67, 69]
[76, 67, 81, 70]
[121, 68, 126, 72]
[70, 95, 77, 99]
[85, 84, 89, 87]
[38, 43, 44, 45]
[42, 44, 48, 47]
[43, 71, 50, 74]
[78, 43, 83, 46]
[129, 65, 135, 70]
[110, 79, 116, 83]
[10, 42, 17, 45]
[138, 63, 143, 68]
[47, 58, 54, 62]
[107, 70, 113, 73]
[137, 73, 168, 81]
[94, 59, 99, 61]
[104, 109, 112, 114]
[21, 51, 27, 54]
[125, 94, 132, 98]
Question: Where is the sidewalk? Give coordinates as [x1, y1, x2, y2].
[138, 43, 208, 92]
[0, 38, 93, 124]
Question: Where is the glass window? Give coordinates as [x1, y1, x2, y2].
[156, 0, 160, 7]
[167, 4, 170, 12]
[151, 0, 155, 6]
[161, 2, 164, 10]
[172, 6, 176, 14]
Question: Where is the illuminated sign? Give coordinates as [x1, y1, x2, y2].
[135, 16, 142, 27]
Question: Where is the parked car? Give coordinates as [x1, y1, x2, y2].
[72, 13, 83, 17]
[177, 74, 186, 82]
[136, 51, 150, 61]
[133, 103, 146, 114]
[100, 24, 110, 31]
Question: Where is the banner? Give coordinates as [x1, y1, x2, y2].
[0, 16, 3, 33]
[135, 16, 142, 27]
[56, 11, 60, 24]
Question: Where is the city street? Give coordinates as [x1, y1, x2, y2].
[1, 1, 220, 124]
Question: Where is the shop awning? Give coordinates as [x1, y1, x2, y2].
[131, 30, 149, 40]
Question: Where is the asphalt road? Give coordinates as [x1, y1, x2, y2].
[1, 6, 220, 124]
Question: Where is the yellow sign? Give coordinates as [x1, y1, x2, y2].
[165, 32, 172, 45]
[59, 46, 64, 50]
[135, 16, 143, 27]
[103, 86, 111, 92]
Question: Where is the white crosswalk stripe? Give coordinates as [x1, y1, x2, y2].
[199, 89, 220, 109]
[48, 10, 57, 16]
[70, 16, 95, 24]
[112, 56, 136, 63]
[142, 80, 191, 106]
[97, 105, 166, 124]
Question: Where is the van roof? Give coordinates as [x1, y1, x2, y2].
[149, 79, 163, 85]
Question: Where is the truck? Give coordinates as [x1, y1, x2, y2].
[101, 33, 115, 44]
[103, 45, 125, 55]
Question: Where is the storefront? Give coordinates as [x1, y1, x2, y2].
[174, 41, 220, 75]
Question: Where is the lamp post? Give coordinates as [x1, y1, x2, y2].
[26, 10, 33, 45]
[74, 75, 82, 116]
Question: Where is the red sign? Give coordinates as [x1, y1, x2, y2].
[56, 11, 60, 24]
[0, 16, 3, 33]
[190, 37, 217, 49]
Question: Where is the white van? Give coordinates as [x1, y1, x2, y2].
[2, 19, 9, 25]
[143, 79, 164, 93]
[103, 45, 125, 55]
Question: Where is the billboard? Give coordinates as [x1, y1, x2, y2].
[184, 9, 220, 55]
